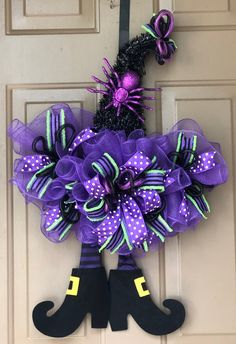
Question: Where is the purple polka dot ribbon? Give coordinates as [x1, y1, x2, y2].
[94, 204, 122, 244]
[84, 175, 107, 199]
[20, 155, 51, 173]
[121, 195, 148, 246]
[121, 151, 152, 176]
[68, 128, 97, 154]
[179, 195, 190, 220]
[189, 151, 216, 174]
[41, 203, 78, 242]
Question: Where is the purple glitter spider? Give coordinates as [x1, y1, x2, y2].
[87, 58, 160, 122]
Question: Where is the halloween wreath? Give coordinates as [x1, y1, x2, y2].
[8, 8, 228, 338]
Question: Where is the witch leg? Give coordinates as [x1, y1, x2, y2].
[33, 243, 109, 338]
[109, 254, 185, 335]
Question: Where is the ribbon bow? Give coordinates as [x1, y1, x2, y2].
[142, 9, 177, 64]
[168, 132, 215, 220]
[82, 151, 174, 254]
[20, 108, 96, 197]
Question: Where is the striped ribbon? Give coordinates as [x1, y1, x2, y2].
[43, 206, 78, 241]
[186, 192, 210, 219]
[146, 214, 173, 242]
[174, 132, 197, 167]
[26, 108, 77, 200]
[92, 152, 119, 182]
[84, 198, 107, 222]
[139, 169, 165, 191]
[46, 108, 66, 151]
[174, 133, 210, 219]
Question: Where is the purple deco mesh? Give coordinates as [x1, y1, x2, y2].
[157, 119, 228, 231]
[67, 123, 228, 255]
[8, 104, 228, 253]
[9, 105, 228, 252]
[8, 103, 97, 242]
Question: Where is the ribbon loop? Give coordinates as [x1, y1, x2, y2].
[142, 9, 177, 64]
[154, 9, 174, 39]
[60, 195, 80, 224]
[56, 123, 76, 151]
[92, 152, 119, 182]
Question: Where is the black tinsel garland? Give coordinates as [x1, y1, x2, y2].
[93, 33, 157, 135]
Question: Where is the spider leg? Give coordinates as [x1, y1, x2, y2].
[92, 76, 112, 89]
[102, 66, 117, 90]
[123, 103, 144, 122]
[141, 104, 153, 111]
[129, 88, 145, 94]
[126, 100, 153, 111]
[116, 74, 121, 88]
[103, 58, 121, 88]
[103, 58, 115, 73]
[128, 95, 156, 100]
[107, 76, 117, 91]
[129, 87, 161, 94]
[126, 100, 142, 106]
[87, 88, 109, 95]
[108, 68, 121, 88]
[102, 66, 111, 80]
[102, 66, 115, 89]
[144, 87, 161, 92]
[127, 95, 144, 99]
[143, 96, 156, 100]
[105, 100, 114, 110]
[117, 103, 121, 117]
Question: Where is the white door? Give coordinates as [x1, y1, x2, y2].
[1, 1, 236, 344]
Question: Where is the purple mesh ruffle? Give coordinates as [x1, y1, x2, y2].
[9, 109, 228, 252]
[72, 120, 228, 254]
[8, 103, 96, 242]
[157, 119, 228, 231]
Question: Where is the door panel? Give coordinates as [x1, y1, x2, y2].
[159, 0, 236, 28]
[161, 84, 236, 343]
[1, 1, 236, 344]
[7, 0, 99, 34]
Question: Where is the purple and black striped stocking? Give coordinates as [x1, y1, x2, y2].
[79, 244, 102, 269]
[117, 254, 137, 270]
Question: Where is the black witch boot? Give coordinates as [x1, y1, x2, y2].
[33, 245, 109, 337]
[109, 256, 185, 335]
